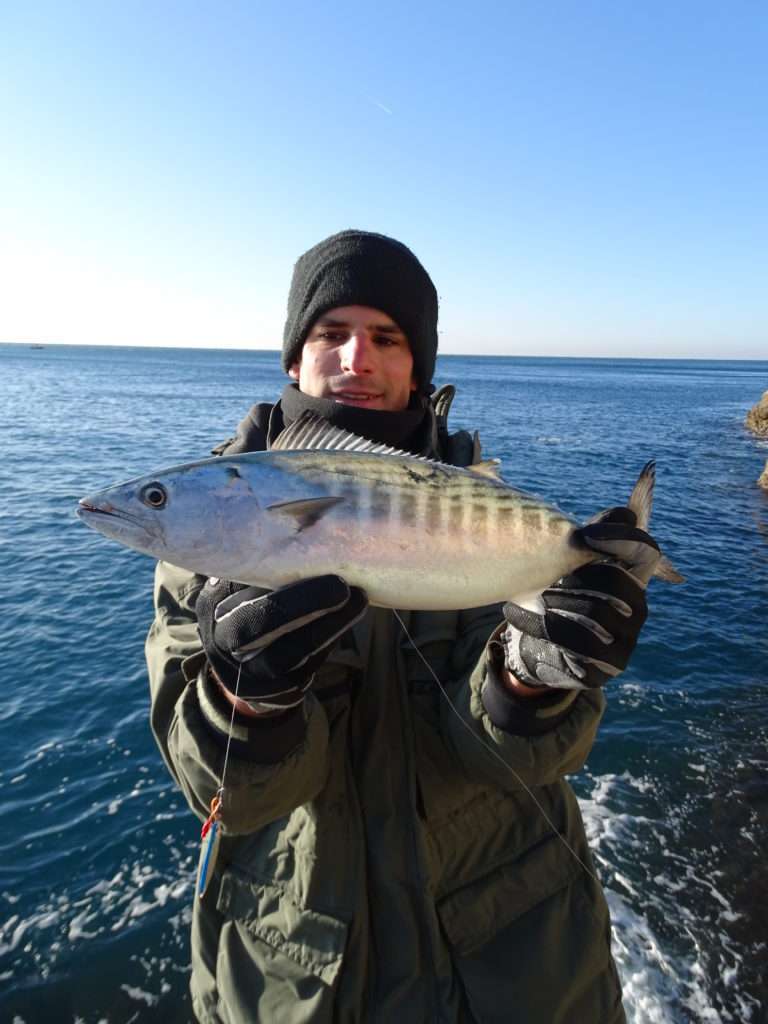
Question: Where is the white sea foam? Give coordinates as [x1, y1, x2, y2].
[0, 844, 195, 987]
[120, 984, 159, 1006]
[578, 771, 755, 1023]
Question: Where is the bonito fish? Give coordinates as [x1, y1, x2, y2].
[77, 413, 682, 609]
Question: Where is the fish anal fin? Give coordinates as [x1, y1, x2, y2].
[654, 553, 685, 584]
[468, 459, 501, 480]
[265, 496, 344, 532]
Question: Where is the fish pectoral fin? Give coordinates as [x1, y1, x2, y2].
[264, 496, 345, 532]
[468, 459, 502, 480]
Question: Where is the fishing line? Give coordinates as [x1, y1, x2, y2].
[392, 610, 601, 886]
[218, 662, 243, 797]
[204, 618, 599, 888]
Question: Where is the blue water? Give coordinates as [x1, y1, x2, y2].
[1, 344, 767, 1023]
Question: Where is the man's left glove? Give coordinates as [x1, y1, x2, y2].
[197, 575, 368, 711]
[501, 507, 661, 690]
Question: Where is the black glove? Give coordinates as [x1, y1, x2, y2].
[197, 575, 368, 710]
[501, 507, 661, 690]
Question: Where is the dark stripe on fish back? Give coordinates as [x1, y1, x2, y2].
[523, 507, 542, 533]
[339, 481, 362, 513]
[449, 492, 464, 535]
[426, 490, 444, 534]
[374, 487, 392, 524]
[547, 513, 570, 537]
[472, 502, 488, 538]
[399, 490, 418, 526]
[493, 504, 518, 540]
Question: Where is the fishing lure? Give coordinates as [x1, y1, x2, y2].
[196, 666, 243, 900]
[197, 793, 222, 899]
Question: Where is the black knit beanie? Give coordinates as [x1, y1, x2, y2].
[282, 230, 439, 391]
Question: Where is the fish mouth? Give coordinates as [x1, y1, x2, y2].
[76, 499, 161, 541]
[77, 499, 132, 522]
[77, 500, 115, 519]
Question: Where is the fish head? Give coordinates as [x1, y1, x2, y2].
[76, 457, 264, 578]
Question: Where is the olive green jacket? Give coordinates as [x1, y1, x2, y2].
[145, 395, 625, 1024]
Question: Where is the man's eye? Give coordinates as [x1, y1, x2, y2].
[375, 335, 397, 347]
[317, 331, 345, 343]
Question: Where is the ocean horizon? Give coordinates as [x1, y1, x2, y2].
[3, 340, 765, 363]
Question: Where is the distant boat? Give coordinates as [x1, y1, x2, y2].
[29, 344, 45, 349]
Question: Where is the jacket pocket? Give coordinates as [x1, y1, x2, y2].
[435, 835, 624, 1024]
[436, 831, 580, 956]
[214, 869, 349, 1023]
[217, 870, 348, 984]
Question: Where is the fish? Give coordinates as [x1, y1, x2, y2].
[76, 412, 683, 610]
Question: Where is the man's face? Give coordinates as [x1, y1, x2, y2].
[289, 305, 417, 412]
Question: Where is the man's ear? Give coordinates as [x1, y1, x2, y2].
[288, 361, 301, 381]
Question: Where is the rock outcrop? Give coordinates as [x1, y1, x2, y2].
[759, 460, 768, 491]
[745, 390, 768, 436]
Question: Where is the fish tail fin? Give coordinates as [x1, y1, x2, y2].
[628, 460, 656, 531]
[628, 460, 686, 584]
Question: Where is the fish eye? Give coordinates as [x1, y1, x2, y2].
[140, 482, 168, 509]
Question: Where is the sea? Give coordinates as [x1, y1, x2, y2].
[1, 343, 766, 1023]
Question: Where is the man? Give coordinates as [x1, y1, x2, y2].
[146, 230, 656, 1022]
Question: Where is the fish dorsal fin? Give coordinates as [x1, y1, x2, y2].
[272, 411, 430, 461]
[468, 459, 501, 480]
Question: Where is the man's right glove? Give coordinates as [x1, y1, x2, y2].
[500, 507, 661, 691]
[197, 575, 368, 712]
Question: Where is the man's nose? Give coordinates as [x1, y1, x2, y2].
[340, 333, 375, 374]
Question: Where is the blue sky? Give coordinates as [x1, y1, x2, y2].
[1, 1, 766, 357]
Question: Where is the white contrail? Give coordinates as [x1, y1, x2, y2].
[368, 96, 393, 115]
